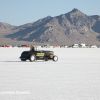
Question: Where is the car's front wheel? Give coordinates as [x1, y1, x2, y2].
[53, 55, 58, 62]
[29, 54, 36, 62]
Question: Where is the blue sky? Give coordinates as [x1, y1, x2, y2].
[0, 0, 100, 26]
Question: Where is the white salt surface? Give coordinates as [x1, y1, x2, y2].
[0, 47, 100, 100]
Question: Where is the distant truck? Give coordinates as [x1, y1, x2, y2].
[20, 49, 58, 62]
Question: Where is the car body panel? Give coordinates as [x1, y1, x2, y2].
[20, 50, 54, 61]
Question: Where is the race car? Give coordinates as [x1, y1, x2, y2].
[20, 50, 58, 62]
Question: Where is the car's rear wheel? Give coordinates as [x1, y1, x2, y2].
[29, 54, 36, 62]
[53, 55, 58, 62]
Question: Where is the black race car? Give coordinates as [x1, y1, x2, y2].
[20, 50, 58, 62]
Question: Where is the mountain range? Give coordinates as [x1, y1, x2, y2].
[0, 8, 100, 45]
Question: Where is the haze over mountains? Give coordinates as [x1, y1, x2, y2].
[0, 8, 100, 45]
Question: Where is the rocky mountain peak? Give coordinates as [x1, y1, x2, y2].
[0, 22, 13, 29]
[68, 8, 87, 18]
[71, 8, 79, 13]
[90, 15, 100, 20]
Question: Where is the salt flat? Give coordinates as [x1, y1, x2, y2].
[0, 47, 100, 100]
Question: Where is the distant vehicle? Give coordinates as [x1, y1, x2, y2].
[20, 50, 58, 62]
[4, 45, 10, 47]
[22, 45, 30, 47]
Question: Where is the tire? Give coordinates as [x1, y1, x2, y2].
[45, 59, 48, 61]
[29, 54, 36, 62]
[53, 55, 58, 62]
[21, 59, 26, 61]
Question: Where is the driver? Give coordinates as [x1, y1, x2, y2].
[30, 46, 35, 51]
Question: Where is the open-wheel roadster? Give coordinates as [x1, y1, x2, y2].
[20, 50, 58, 62]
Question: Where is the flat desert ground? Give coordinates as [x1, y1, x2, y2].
[0, 47, 100, 100]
